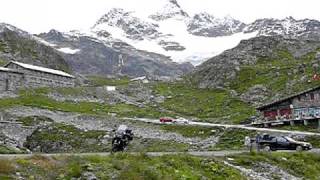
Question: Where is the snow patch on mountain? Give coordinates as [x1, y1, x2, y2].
[139, 18, 256, 65]
[33, 36, 57, 47]
[57, 47, 80, 54]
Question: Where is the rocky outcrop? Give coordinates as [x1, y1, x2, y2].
[24, 123, 107, 153]
[240, 85, 272, 106]
[0, 122, 35, 148]
[158, 40, 186, 51]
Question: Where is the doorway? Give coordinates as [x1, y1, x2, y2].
[5, 79, 9, 91]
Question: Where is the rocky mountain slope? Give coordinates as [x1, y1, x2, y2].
[38, 29, 193, 77]
[190, 35, 320, 105]
[0, 23, 70, 72]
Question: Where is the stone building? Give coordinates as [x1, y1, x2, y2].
[0, 61, 75, 91]
[256, 86, 320, 127]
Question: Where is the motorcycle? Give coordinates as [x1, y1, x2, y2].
[111, 125, 134, 153]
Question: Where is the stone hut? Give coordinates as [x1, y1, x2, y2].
[0, 61, 75, 91]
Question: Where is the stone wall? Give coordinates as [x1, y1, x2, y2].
[0, 122, 35, 147]
[0, 70, 24, 91]
[22, 69, 74, 88]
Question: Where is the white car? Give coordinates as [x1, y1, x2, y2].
[173, 117, 189, 124]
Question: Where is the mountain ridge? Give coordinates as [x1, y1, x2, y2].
[0, 24, 71, 72]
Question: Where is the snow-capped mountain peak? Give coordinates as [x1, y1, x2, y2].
[187, 12, 246, 37]
[0, 23, 31, 38]
[244, 17, 320, 38]
[92, 8, 161, 40]
[94, 8, 132, 27]
[149, 0, 189, 21]
[88, 2, 256, 65]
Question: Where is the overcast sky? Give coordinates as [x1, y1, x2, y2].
[0, 0, 319, 34]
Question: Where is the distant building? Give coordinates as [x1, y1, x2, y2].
[105, 86, 116, 92]
[257, 86, 320, 126]
[130, 76, 150, 84]
[0, 61, 75, 91]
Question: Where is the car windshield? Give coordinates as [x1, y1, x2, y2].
[285, 137, 298, 143]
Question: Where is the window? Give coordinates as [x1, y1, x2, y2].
[277, 137, 288, 143]
[311, 93, 315, 100]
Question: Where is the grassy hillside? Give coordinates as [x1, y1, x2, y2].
[154, 83, 256, 123]
[0, 154, 245, 180]
[0, 88, 172, 118]
[230, 49, 320, 98]
[1, 152, 319, 179]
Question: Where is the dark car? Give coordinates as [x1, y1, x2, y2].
[258, 136, 312, 151]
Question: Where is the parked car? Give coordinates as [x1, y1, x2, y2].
[159, 117, 173, 123]
[258, 135, 312, 151]
[173, 117, 189, 124]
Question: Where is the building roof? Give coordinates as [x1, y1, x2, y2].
[5, 61, 74, 78]
[0, 67, 23, 74]
[257, 85, 320, 111]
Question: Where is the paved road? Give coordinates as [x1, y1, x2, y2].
[123, 118, 320, 136]
[1, 149, 319, 160]
[0, 150, 246, 159]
